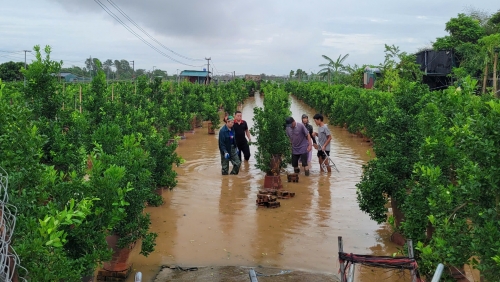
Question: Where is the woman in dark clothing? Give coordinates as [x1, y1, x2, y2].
[302, 114, 317, 167]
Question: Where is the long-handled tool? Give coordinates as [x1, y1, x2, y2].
[315, 137, 339, 173]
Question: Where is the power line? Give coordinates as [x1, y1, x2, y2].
[93, 0, 204, 68]
[105, 0, 203, 62]
[0, 54, 24, 59]
[210, 61, 235, 74]
[211, 61, 221, 75]
[0, 50, 23, 54]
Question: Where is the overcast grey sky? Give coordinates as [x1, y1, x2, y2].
[1, 0, 498, 76]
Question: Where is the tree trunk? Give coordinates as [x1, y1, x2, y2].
[482, 61, 488, 94]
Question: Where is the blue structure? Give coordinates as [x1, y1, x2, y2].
[53, 72, 90, 82]
[179, 70, 211, 84]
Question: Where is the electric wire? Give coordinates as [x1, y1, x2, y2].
[210, 61, 236, 77]
[0, 54, 24, 59]
[210, 60, 221, 75]
[93, 0, 204, 68]
[0, 50, 23, 54]
[105, 0, 203, 62]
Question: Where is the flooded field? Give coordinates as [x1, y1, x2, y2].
[125, 94, 412, 282]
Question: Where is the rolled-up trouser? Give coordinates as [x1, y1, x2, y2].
[317, 150, 331, 172]
[221, 145, 241, 175]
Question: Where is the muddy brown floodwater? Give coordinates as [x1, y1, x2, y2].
[125, 95, 412, 282]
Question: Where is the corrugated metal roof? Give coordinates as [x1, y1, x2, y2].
[180, 70, 209, 77]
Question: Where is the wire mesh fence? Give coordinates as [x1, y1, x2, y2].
[0, 167, 27, 281]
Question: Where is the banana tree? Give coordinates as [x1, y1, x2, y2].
[318, 54, 349, 85]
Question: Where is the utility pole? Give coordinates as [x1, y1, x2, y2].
[89, 56, 93, 80]
[152, 66, 156, 82]
[23, 50, 31, 87]
[205, 57, 211, 84]
[130, 60, 135, 80]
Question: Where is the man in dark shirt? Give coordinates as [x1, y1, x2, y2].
[301, 114, 317, 168]
[233, 111, 251, 161]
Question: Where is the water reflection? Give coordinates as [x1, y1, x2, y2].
[125, 95, 405, 282]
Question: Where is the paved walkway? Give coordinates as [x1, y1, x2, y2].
[153, 265, 340, 282]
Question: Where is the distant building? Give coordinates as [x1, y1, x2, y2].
[57, 72, 79, 82]
[244, 74, 261, 82]
[179, 70, 211, 84]
[245, 74, 262, 93]
[53, 72, 90, 82]
[363, 67, 381, 89]
[416, 50, 457, 90]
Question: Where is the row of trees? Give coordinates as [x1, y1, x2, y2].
[82, 58, 167, 80]
[288, 59, 364, 87]
[0, 45, 250, 280]
[310, 8, 500, 92]
[0, 57, 169, 82]
[432, 9, 500, 92]
[282, 9, 500, 279]
[286, 74, 500, 281]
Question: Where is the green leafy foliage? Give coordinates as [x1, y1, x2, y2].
[288, 72, 500, 279]
[0, 61, 25, 81]
[0, 45, 249, 279]
[251, 82, 291, 173]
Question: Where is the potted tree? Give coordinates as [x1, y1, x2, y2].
[201, 101, 220, 134]
[251, 87, 291, 189]
[96, 134, 158, 273]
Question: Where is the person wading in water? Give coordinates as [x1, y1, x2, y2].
[301, 114, 317, 168]
[285, 116, 312, 176]
[218, 116, 241, 175]
[313, 113, 332, 173]
[233, 110, 251, 162]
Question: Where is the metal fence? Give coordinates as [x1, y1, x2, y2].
[0, 167, 27, 281]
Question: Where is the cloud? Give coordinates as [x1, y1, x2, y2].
[322, 33, 387, 54]
[2, 0, 499, 75]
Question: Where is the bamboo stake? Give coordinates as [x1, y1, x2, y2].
[62, 83, 65, 110]
[493, 51, 498, 97]
[79, 85, 82, 113]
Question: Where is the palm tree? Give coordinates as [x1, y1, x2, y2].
[319, 54, 349, 85]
